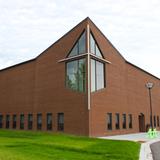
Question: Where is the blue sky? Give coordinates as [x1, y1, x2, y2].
[0, 0, 160, 77]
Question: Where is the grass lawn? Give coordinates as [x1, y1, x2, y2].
[0, 130, 140, 160]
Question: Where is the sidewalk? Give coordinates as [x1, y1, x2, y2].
[99, 132, 160, 160]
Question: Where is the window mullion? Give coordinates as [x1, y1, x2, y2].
[95, 60, 97, 91]
[77, 60, 79, 91]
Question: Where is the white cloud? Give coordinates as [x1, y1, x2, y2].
[0, 0, 160, 78]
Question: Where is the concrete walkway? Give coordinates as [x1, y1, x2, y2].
[100, 132, 160, 142]
[150, 141, 160, 160]
[99, 132, 160, 160]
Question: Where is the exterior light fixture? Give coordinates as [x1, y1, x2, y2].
[145, 82, 154, 131]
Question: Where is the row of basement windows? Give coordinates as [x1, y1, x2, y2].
[0, 113, 64, 131]
[107, 113, 133, 130]
[107, 113, 160, 130]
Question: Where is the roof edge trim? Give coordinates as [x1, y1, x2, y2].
[126, 61, 160, 80]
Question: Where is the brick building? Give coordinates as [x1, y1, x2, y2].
[0, 17, 160, 137]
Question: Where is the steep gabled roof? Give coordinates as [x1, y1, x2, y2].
[86, 17, 126, 60]
[0, 17, 159, 81]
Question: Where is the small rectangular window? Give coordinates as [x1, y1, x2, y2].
[37, 114, 42, 130]
[6, 115, 10, 129]
[47, 113, 52, 130]
[28, 114, 33, 130]
[20, 114, 24, 129]
[115, 113, 120, 129]
[13, 115, 17, 129]
[107, 113, 112, 130]
[129, 114, 132, 129]
[154, 115, 156, 127]
[157, 116, 159, 127]
[57, 113, 64, 131]
[122, 114, 126, 129]
[0, 115, 3, 128]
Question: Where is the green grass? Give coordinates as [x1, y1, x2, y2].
[0, 130, 140, 160]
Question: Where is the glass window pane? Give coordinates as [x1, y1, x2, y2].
[66, 59, 86, 92]
[157, 116, 159, 127]
[96, 61, 104, 90]
[122, 114, 126, 129]
[68, 31, 86, 57]
[28, 114, 33, 130]
[129, 114, 132, 128]
[58, 113, 64, 131]
[13, 115, 16, 129]
[107, 113, 112, 130]
[20, 114, 24, 129]
[154, 115, 156, 127]
[69, 43, 78, 57]
[91, 59, 96, 92]
[66, 61, 78, 90]
[47, 113, 52, 130]
[78, 32, 86, 54]
[115, 113, 120, 129]
[90, 34, 95, 54]
[95, 45, 102, 58]
[59, 114, 64, 123]
[0, 115, 3, 128]
[78, 59, 86, 92]
[6, 115, 10, 129]
[37, 114, 42, 130]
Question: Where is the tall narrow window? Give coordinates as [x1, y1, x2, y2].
[96, 61, 104, 90]
[129, 114, 132, 129]
[37, 114, 42, 130]
[28, 114, 33, 130]
[91, 59, 105, 92]
[115, 113, 120, 129]
[6, 115, 10, 129]
[0, 115, 3, 128]
[13, 115, 16, 129]
[154, 115, 156, 127]
[107, 113, 112, 130]
[20, 114, 24, 129]
[66, 59, 86, 92]
[68, 31, 86, 57]
[58, 113, 64, 131]
[47, 113, 52, 130]
[157, 116, 159, 127]
[122, 114, 126, 129]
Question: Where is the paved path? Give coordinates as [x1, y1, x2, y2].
[99, 132, 160, 160]
[150, 141, 160, 160]
[100, 132, 160, 142]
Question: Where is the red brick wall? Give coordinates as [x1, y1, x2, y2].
[0, 18, 160, 137]
[0, 19, 89, 136]
[88, 19, 160, 137]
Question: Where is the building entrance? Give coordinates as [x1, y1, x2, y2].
[139, 113, 145, 132]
